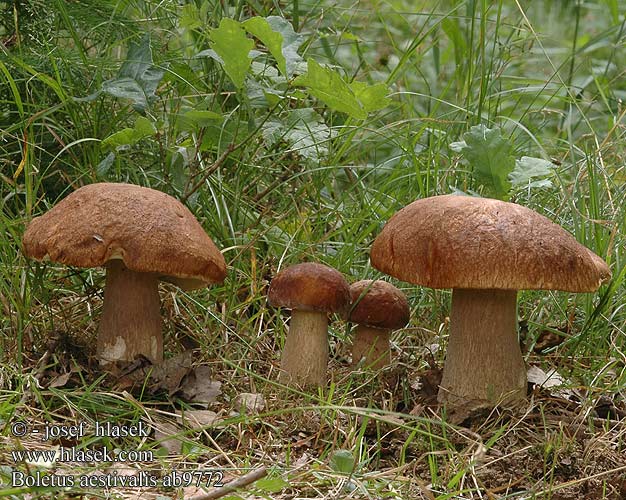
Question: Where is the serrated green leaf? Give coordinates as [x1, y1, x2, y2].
[458, 124, 515, 200]
[243, 16, 304, 77]
[293, 59, 364, 118]
[263, 108, 331, 161]
[210, 18, 254, 88]
[101, 34, 165, 110]
[254, 477, 289, 493]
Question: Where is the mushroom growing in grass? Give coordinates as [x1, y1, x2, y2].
[268, 262, 350, 387]
[371, 194, 611, 406]
[22, 183, 226, 365]
[349, 280, 409, 370]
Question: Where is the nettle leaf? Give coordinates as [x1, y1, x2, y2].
[209, 18, 254, 88]
[102, 116, 156, 150]
[102, 35, 165, 110]
[456, 124, 515, 200]
[510, 156, 555, 188]
[243, 16, 304, 77]
[293, 59, 390, 119]
[263, 108, 331, 162]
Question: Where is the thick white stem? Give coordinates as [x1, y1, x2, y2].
[351, 326, 391, 370]
[96, 260, 163, 364]
[437, 288, 527, 406]
[279, 309, 328, 387]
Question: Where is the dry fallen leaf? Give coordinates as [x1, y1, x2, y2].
[149, 350, 194, 395]
[527, 365, 578, 400]
[48, 371, 72, 389]
[234, 392, 265, 413]
[178, 366, 221, 404]
[153, 421, 183, 456]
[176, 409, 222, 430]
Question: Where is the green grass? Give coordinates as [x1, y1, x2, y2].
[1, 0, 625, 498]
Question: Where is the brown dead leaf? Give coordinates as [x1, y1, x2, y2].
[149, 350, 194, 395]
[48, 372, 72, 389]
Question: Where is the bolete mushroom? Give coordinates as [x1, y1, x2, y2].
[348, 280, 409, 369]
[371, 194, 611, 406]
[22, 183, 226, 364]
[268, 262, 350, 387]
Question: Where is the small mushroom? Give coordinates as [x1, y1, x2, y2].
[371, 194, 611, 406]
[22, 183, 226, 364]
[348, 280, 409, 369]
[268, 262, 350, 387]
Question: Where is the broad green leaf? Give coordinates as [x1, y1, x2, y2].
[294, 59, 389, 119]
[243, 16, 304, 77]
[180, 4, 202, 30]
[350, 81, 391, 113]
[510, 156, 555, 188]
[96, 152, 116, 177]
[457, 124, 515, 200]
[210, 18, 253, 88]
[134, 116, 156, 136]
[253, 477, 289, 493]
[102, 128, 140, 149]
[294, 59, 364, 118]
[329, 449, 356, 474]
[182, 110, 224, 128]
[102, 116, 156, 149]
[102, 34, 165, 110]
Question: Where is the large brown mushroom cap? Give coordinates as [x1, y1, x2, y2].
[349, 280, 409, 330]
[22, 183, 226, 289]
[268, 262, 350, 315]
[371, 194, 610, 292]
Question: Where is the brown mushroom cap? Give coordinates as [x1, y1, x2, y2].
[268, 262, 350, 314]
[22, 183, 226, 289]
[349, 280, 409, 330]
[371, 194, 611, 292]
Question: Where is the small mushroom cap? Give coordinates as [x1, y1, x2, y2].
[22, 183, 226, 290]
[349, 280, 410, 330]
[268, 262, 350, 314]
[371, 194, 611, 292]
